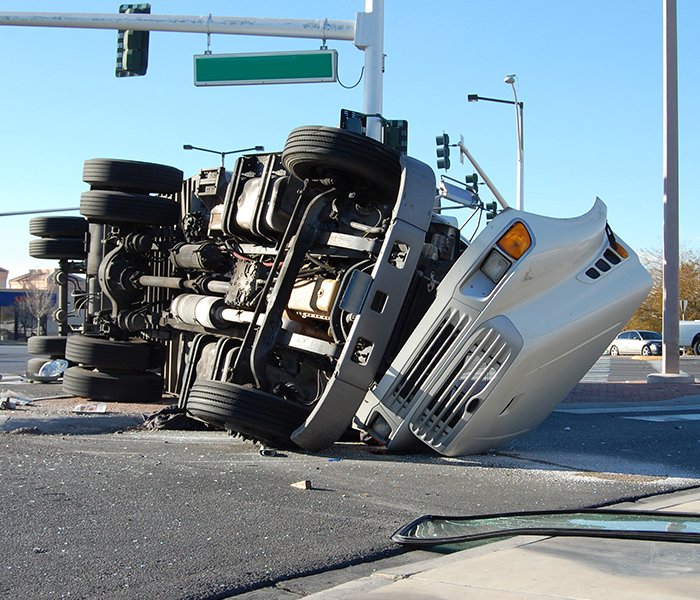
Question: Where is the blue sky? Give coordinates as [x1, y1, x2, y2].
[0, 1, 698, 279]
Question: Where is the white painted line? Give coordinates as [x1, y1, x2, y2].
[557, 403, 700, 415]
[623, 413, 700, 422]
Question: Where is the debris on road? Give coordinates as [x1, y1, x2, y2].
[141, 406, 212, 430]
[0, 390, 34, 410]
[72, 402, 108, 414]
[290, 480, 312, 490]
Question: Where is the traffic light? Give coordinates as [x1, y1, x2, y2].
[436, 133, 451, 170]
[485, 201, 498, 220]
[116, 4, 151, 77]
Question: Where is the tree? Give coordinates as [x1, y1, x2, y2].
[13, 296, 35, 339]
[16, 279, 57, 337]
[626, 247, 700, 331]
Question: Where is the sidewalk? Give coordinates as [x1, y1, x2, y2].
[304, 488, 700, 599]
[564, 381, 700, 403]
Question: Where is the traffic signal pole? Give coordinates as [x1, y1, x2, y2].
[457, 140, 509, 209]
[0, 2, 386, 140]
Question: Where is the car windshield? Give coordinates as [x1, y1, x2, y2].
[639, 331, 662, 340]
[392, 509, 700, 548]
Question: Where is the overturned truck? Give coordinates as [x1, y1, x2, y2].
[28, 126, 651, 455]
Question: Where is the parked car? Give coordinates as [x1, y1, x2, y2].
[606, 330, 662, 356]
[25, 125, 652, 455]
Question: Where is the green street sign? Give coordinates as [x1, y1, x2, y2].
[194, 50, 338, 86]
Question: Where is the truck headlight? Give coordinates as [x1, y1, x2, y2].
[481, 222, 532, 284]
[481, 249, 511, 284]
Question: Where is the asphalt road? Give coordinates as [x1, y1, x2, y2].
[1, 354, 700, 599]
[0, 341, 30, 376]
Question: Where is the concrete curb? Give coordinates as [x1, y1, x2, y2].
[303, 487, 700, 599]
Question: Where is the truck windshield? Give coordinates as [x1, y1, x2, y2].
[392, 509, 700, 548]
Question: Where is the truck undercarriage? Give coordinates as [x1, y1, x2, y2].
[27, 125, 651, 455]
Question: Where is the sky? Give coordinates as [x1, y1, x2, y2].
[0, 0, 698, 280]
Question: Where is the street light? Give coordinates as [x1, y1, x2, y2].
[182, 144, 265, 168]
[467, 75, 525, 210]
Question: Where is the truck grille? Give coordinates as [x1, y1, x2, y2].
[388, 308, 472, 417]
[409, 325, 511, 445]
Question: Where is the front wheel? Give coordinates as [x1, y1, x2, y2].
[186, 380, 311, 447]
[641, 345, 652, 356]
[609, 345, 620, 356]
[281, 125, 401, 199]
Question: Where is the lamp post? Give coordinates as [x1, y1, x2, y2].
[182, 144, 264, 168]
[467, 76, 524, 210]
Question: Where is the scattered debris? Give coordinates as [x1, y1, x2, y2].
[8, 426, 42, 435]
[259, 448, 286, 457]
[39, 359, 68, 378]
[141, 406, 212, 430]
[72, 402, 108, 414]
[290, 480, 312, 490]
[0, 390, 34, 410]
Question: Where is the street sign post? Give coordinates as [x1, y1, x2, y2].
[194, 50, 337, 86]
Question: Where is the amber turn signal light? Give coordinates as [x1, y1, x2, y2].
[497, 222, 531, 260]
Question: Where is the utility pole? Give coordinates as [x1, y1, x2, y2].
[649, 0, 691, 383]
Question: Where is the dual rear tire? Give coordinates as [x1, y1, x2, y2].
[61, 334, 164, 403]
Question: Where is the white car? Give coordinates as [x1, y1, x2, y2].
[606, 330, 662, 356]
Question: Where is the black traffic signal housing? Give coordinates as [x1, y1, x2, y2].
[485, 201, 498, 220]
[116, 4, 151, 77]
[436, 133, 451, 170]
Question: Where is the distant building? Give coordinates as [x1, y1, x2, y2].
[0, 268, 58, 340]
[8, 268, 53, 290]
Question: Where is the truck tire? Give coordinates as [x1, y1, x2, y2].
[29, 238, 85, 260]
[83, 158, 184, 194]
[80, 190, 180, 225]
[26, 357, 49, 376]
[62, 366, 163, 402]
[186, 380, 311, 447]
[28, 336, 67, 358]
[65, 335, 152, 371]
[29, 216, 88, 239]
[282, 125, 401, 199]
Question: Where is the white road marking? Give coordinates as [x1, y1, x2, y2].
[557, 403, 700, 415]
[623, 413, 700, 422]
